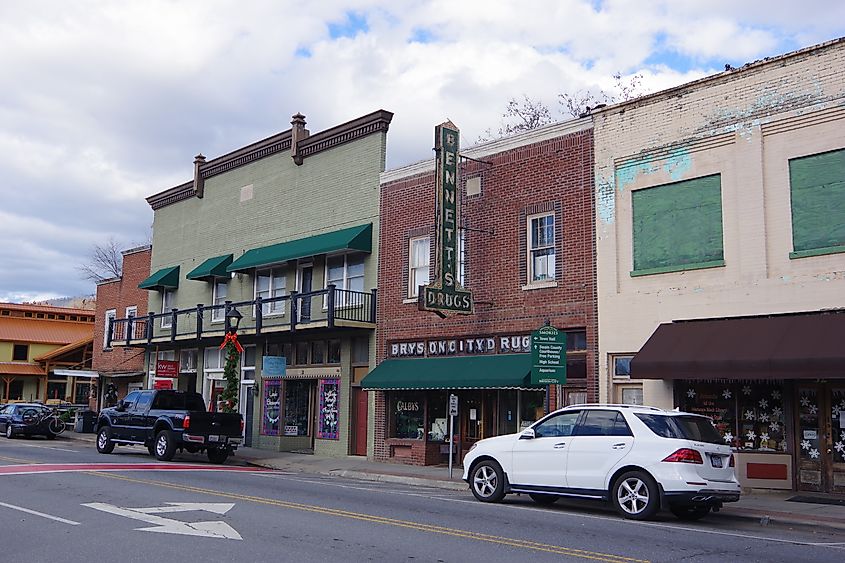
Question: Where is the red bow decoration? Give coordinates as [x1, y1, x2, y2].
[219, 331, 244, 354]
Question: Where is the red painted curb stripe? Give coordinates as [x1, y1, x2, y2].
[0, 463, 270, 476]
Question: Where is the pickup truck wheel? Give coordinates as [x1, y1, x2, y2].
[154, 429, 176, 461]
[96, 427, 115, 454]
[207, 447, 229, 464]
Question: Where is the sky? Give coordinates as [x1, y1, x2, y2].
[1, 1, 843, 303]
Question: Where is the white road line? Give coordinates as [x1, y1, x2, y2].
[0, 501, 80, 525]
[21, 444, 80, 453]
[256, 473, 845, 550]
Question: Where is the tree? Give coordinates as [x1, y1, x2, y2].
[480, 72, 647, 142]
[77, 237, 123, 282]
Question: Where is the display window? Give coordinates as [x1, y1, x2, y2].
[679, 381, 787, 452]
[390, 392, 425, 439]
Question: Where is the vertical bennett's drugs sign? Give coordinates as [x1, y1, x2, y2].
[420, 121, 474, 315]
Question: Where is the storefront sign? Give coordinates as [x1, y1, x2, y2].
[156, 360, 179, 378]
[396, 400, 420, 412]
[317, 378, 340, 440]
[419, 121, 474, 316]
[262, 380, 281, 436]
[389, 335, 531, 357]
[531, 325, 567, 385]
[262, 356, 287, 378]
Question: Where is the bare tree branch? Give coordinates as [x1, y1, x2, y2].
[477, 95, 554, 142]
[77, 237, 123, 282]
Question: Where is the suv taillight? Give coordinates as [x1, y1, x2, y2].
[662, 448, 703, 464]
[729, 453, 735, 467]
[182, 415, 191, 430]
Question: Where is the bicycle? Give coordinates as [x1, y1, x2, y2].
[22, 407, 66, 436]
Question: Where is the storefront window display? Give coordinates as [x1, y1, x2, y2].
[520, 391, 545, 430]
[679, 382, 786, 452]
[262, 380, 282, 436]
[284, 380, 311, 437]
[317, 378, 340, 440]
[391, 392, 425, 439]
[427, 391, 448, 442]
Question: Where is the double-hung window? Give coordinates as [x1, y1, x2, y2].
[160, 290, 175, 328]
[256, 268, 286, 316]
[408, 236, 430, 298]
[211, 280, 228, 322]
[528, 212, 555, 282]
[788, 148, 845, 258]
[326, 254, 365, 307]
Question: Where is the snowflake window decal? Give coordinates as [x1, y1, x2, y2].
[801, 439, 811, 451]
[758, 398, 768, 409]
[809, 404, 818, 415]
[744, 410, 755, 421]
[742, 385, 751, 396]
[746, 430, 757, 441]
[686, 388, 696, 399]
[721, 389, 732, 399]
[809, 448, 820, 460]
[769, 422, 780, 432]
[759, 412, 770, 423]
[759, 432, 770, 443]
[771, 390, 781, 400]
[800, 396, 810, 408]
[723, 432, 733, 443]
[771, 407, 783, 419]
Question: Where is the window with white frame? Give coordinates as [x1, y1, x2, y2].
[104, 309, 116, 349]
[326, 254, 365, 307]
[124, 306, 137, 340]
[612, 355, 634, 380]
[255, 268, 286, 316]
[408, 236, 430, 298]
[528, 212, 555, 282]
[180, 349, 198, 372]
[160, 290, 175, 328]
[211, 279, 228, 322]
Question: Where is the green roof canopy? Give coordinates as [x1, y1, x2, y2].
[138, 266, 180, 291]
[228, 223, 372, 273]
[361, 354, 542, 391]
[186, 254, 233, 281]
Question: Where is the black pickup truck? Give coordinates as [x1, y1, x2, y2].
[95, 389, 243, 464]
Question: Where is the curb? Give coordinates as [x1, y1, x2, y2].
[716, 506, 845, 532]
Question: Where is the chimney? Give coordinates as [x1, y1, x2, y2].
[290, 113, 309, 166]
[193, 153, 206, 198]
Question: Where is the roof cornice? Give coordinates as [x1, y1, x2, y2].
[147, 109, 394, 211]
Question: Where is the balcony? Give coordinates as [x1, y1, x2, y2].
[108, 285, 376, 348]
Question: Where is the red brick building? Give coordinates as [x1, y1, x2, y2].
[364, 118, 597, 465]
[92, 245, 151, 405]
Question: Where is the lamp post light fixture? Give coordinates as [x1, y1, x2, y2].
[225, 305, 242, 334]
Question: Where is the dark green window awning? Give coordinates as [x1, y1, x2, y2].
[361, 354, 542, 391]
[186, 254, 233, 281]
[138, 266, 180, 291]
[228, 223, 372, 273]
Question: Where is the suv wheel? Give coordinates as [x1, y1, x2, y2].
[470, 460, 506, 503]
[670, 504, 711, 521]
[612, 471, 659, 520]
[154, 429, 176, 461]
[96, 427, 115, 454]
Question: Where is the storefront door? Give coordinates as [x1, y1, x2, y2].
[796, 383, 845, 494]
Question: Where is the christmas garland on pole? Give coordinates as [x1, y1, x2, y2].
[218, 332, 243, 413]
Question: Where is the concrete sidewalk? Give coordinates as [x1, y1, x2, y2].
[62, 431, 845, 531]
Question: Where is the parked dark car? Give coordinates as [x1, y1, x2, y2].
[95, 389, 243, 464]
[0, 403, 62, 439]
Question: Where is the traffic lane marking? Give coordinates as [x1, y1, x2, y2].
[0, 501, 80, 526]
[259, 471, 845, 551]
[84, 502, 242, 540]
[21, 444, 80, 453]
[0, 462, 272, 476]
[91, 471, 648, 563]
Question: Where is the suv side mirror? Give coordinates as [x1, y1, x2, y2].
[115, 401, 126, 412]
[519, 428, 536, 440]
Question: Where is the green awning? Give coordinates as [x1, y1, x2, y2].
[138, 266, 180, 291]
[361, 354, 542, 391]
[228, 223, 372, 273]
[186, 254, 233, 281]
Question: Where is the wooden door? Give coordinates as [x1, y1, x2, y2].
[796, 384, 845, 493]
[351, 387, 368, 456]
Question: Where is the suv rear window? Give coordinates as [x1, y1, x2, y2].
[635, 413, 723, 445]
[151, 391, 207, 411]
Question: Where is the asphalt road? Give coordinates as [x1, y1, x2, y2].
[0, 436, 843, 563]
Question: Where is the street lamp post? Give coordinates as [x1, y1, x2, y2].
[218, 305, 243, 413]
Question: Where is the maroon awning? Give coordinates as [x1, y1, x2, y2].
[631, 310, 845, 380]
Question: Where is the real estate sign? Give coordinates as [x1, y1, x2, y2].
[420, 121, 474, 315]
[531, 325, 566, 385]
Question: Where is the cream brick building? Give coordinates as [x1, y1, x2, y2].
[594, 38, 845, 493]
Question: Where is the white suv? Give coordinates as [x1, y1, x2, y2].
[462, 404, 740, 521]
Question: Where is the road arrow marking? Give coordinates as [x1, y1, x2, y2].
[134, 502, 235, 515]
[83, 502, 242, 540]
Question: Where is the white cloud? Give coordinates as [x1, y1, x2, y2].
[0, 0, 842, 300]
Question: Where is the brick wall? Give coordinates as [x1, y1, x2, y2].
[93, 247, 150, 375]
[374, 125, 598, 461]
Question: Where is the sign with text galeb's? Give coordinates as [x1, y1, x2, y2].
[419, 121, 474, 315]
[531, 325, 566, 385]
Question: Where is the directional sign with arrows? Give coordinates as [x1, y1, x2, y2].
[83, 502, 242, 540]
